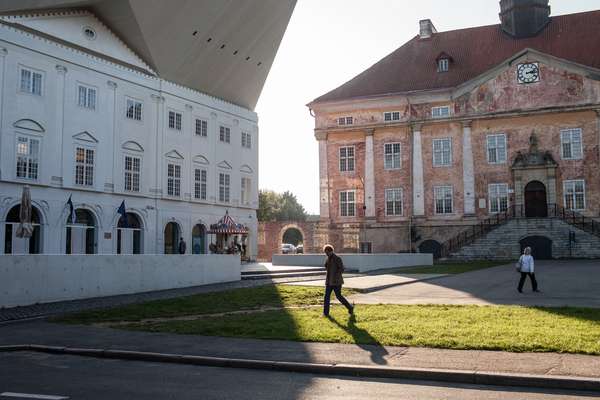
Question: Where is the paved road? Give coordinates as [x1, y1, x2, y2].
[349, 260, 600, 307]
[1, 352, 597, 400]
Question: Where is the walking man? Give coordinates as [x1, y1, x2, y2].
[178, 237, 187, 254]
[517, 246, 539, 293]
[322, 244, 354, 317]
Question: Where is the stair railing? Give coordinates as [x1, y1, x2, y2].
[548, 203, 600, 238]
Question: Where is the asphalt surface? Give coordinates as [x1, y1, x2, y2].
[1, 352, 598, 400]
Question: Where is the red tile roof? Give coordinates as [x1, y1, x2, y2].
[311, 10, 600, 104]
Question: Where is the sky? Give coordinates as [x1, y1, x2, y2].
[255, 0, 599, 215]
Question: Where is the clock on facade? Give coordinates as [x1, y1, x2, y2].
[517, 62, 540, 84]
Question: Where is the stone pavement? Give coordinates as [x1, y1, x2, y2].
[285, 273, 445, 292]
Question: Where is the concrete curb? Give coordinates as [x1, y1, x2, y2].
[1, 344, 598, 392]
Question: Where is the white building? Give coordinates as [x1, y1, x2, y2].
[0, 4, 294, 257]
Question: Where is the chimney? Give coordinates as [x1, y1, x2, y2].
[419, 19, 437, 39]
[499, 0, 551, 38]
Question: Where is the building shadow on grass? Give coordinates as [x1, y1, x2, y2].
[330, 314, 389, 365]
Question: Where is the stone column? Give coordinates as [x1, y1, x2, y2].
[364, 129, 375, 218]
[315, 131, 330, 220]
[462, 120, 476, 215]
[55, 65, 67, 187]
[107, 80, 118, 193]
[412, 123, 425, 216]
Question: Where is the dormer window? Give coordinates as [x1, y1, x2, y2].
[436, 52, 453, 73]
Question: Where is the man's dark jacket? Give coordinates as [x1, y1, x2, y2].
[325, 253, 344, 286]
[178, 240, 187, 254]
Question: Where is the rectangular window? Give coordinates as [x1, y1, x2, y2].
[194, 168, 207, 200]
[16, 137, 40, 180]
[338, 116, 353, 126]
[241, 177, 252, 205]
[195, 119, 208, 137]
[384, 143, 401, 170]
[489, 183, 509, 213]
[383, 111, 401, 122]
[124, 155, 141, 192]
[168, 111, 182, 130]
[241, 132, 252, 148]
[434, 186, 453, 214]
[564, 180, 585, 211]
[561, 128, 583, 160]
[339, 190, 356, 217]
[126, 99, 143, 121]
[433, 138, 452, 166]
[78, 85, 97, 110]
[339, 146, 355, 172]
[219, 126, 231, 143]
[431, 106, 450, 118]
[167, 163, 181, 197]
[20, 67, 43, 96]
[75, 147, 94, 186]
[219, 173, 230, 202]
[487, 134, 507, 164]
[385, 188, 403, 216]
[438, 59, 449, 72]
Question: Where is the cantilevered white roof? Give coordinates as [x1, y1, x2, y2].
[0, 0, 296, 110]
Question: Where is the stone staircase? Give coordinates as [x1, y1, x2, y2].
[451, 218, 600, 260]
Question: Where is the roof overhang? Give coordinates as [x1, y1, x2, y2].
[0, 0, 296, 110]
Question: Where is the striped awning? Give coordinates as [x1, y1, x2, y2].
[207, 211, 248, 234]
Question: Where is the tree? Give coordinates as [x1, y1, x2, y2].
[258, 190, 307, 222]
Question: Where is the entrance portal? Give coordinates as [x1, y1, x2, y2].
[520, 236, 553, 260]
[524, 181, 548, 218]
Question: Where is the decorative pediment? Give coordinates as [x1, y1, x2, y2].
[217, 161, 232, 170]
[436, 51, 453, 62]
[240, 164, 253, 173]
[73, 131, 98, 143]
[122, 141, 144, 152]
[512, 133, 558, 170]
[165, 150, 184, 160]
[193, 155, 209, 165]
[13, 119, 44, 133]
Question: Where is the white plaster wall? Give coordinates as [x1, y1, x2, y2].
[0, 254, 241, 308]
[272, 254, 433, 272]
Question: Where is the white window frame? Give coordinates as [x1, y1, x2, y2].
[488, 183, 509, 214]
[195, 118, 208, 137]
[74, 145, 95, 187]
[432, 138, 452, 167]
[338, 116, 353, 126]
[19, 65, 44, 96]
[560, 128, 583, 160]
[168, 110, 183, 131]
[219, 126, 231, 143]
[563, 180, 586, 211]
[125, 97, 143, 122]
[124, 154, 141, 192]
[486, 134, 507, 164]
[241, 176, 252, 205]
[383, 111, 401, 122]
[384, 142, 401, 170]
[219, 172, 231, 203]
[434, 185, 453, 215]
[241, 132, 252, 149]
[15, 135, 41, 181]
[339, 190, 356, 217]
[438, 59, 449, 72]
[339, 146, 355, 172]
[385, 188, 403, 216]
[166, 163, 182, 197]
[77, 83, 97, 111]
[431, 106, 451, 119]
[194, 168, 207, 200]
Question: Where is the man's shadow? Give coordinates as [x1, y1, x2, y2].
[330, 314, 389, 365]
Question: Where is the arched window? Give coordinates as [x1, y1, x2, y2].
[4, 205, 42, 254]
[117, 213, 143, 254]
[66, 209, 97, 254]
[192, 224, 206, 254]
[164, 222, 181, 254]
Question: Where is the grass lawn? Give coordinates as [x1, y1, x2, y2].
[388, 260, 510, 275]
[119, 304, 600, 355]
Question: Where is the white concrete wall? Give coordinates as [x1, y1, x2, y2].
[0, 254, 241, 308]
[272, 253, 433, 272]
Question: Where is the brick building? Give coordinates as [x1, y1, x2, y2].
[308, 1, 600, 258]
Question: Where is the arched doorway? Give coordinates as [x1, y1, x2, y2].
[524, 181, 548, 218]
[164, 222, 180, 254]
[117, 213, 143, 254]
[192, 224, 206, 254]
[4, 205, 42, 254]
[520, 236, 552, 260]
[66, 209, 97, 254]
[418, 240, 442, 259]
[282, 227, 303, 246]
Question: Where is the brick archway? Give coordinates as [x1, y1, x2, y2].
[258, 221, 321, 261]
[279, 224, 306, 247]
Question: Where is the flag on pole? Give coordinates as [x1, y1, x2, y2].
[67, 195, 76, 224]
[117, 201, 128, 228]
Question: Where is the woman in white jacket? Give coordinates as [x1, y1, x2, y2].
[517, 247, 540, 293]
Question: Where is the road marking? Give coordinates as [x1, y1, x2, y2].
[0, 393, 69, 399]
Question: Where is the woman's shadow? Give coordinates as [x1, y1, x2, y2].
[329, 314, 389, 365]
